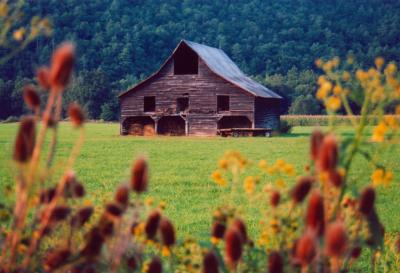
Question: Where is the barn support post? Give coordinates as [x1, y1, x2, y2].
[185, 118, 189, 136]
[154, 117, 159, 135]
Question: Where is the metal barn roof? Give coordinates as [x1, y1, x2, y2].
[183, 40, 281, 99]
[119, 40, 281, 99]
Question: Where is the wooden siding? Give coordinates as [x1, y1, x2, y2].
[120, 58, 255, 136]
[254, 97, 281, 130]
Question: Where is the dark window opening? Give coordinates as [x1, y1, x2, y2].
[144, 96, 155, 112]
[217, 96, 230, 112]
[177, 97, 189, 113]
[174, 44, 198, 75]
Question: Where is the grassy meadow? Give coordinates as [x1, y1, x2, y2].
[1, 122, 399, 241]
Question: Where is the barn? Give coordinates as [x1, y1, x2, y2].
[119, 40, 282, 136]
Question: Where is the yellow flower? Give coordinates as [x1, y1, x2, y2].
[211, 170, 227, 186]
[315, 59, 323, 68]
[13, 28, 25, 41]
[372, 169, 393, 187]
[244, 176, 256, 194]
[211, 237, 220, 245]
[385, 63, 397, 75]
[396, 105, 400, 115]
[158, 200, 167, 210]
[267, 166, 278, 175]
[218, 159, 228, 170]
[0, 3, 8, 17]
[325, 96, 341, 111]
[162, 246, 171, 257]
[347, 55, 354, 65]
[333, 85, 343, 95]
[276, 159, 286, 168]
[283, 164, 295, 176]
[318, 75, 328, 85]
[372, 122, 388, 142]
[384, 116, 398, 130]
[258, 159, 268, 170]
[342, 71, 351, 82]
[375, 57, 385, 69]
[317, 82, 332, 100]
[275, 178, 286, 189]
[356, 69, 368, 82]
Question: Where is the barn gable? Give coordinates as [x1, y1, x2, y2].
[119, 40, 282, 99]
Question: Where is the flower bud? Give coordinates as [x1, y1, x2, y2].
[211, 221, 226, 239]
[350, 246, 362, 259]
[50, 42, 75, 90]
[43, 248, 71, 271]
[131, 157, 148, 193]
[328, 169, 343, 187]
[50, 205, 71, 222]
[13, 116, 36, 163]
[291, 176, 313, 203]
[71, 206, 93, 227]
[270, 190, 280, 207]
[325, 222, 347, 257]
[23, 85, 40, 109]
[359, 186, 375, 215]
[318, 134, 338, 172]
[145, 210, 161, 239]
[295, 232, 316, 266]
[231, 218, 247, 244]
[148, 256, 162, 273]
[310, 130, 324, 161]
[268, 251, 283, 273]
[68, 103, 85, 127]
[203, 251, 219, 273]
[115, 184, 129, 206]
[225, 226, 242, 266]
[81, 227, 104, 257]
[37, 66, 51, 90]
[306, 190, 325, 236]
[105, 202, 123, 217]
[159, 217, 175, 247]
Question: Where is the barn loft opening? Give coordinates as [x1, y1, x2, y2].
[157, 116, 186, 136]
[174, 44, 198, 75]
[218, 116, 252, 129]
[217, 95, 230, 112]
[177, 97, 189, 113]
[144, 96, 155, 112]
[123, 116, 155, 136]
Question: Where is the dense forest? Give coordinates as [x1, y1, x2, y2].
[1, 0, 400, 120]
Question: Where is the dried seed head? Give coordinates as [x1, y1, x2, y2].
[350, 246, 362, 259]
[37, 66, 51, 90]
[148, 256, 163, 273]
[318, 134, 338, 172]
[105, 202, 123, 217]
[50, 42, 75, 90]
[73, 183, 85, 198]
[98, 215, 114, 237]
[311, 130, 324, 161]
[50, 205, 71, 222]
[306, 190, 325, 236]
[159, 217, 176, 247]
[13, 116, 36, 163]
[325, 221, 348, 257]
[295, 232, 316, 266]
[45, 115, 56, 128]
[115, 184, 129, 206]
[225, 226, 243, 266]
[328, 169, 343, 187]
[43, 248, 71, 271]
[268, 251, 283, 273]
[23, 85, 40, 109]
[126, 256, 137, 270]
[359, 186, 375, 215]
[203, 251, 219, 273]
[71, 206, 93, 227]
[40, 187, 56, 204]
[68, 103, 85, 127]
[131, 157, 148, 193]
[145, 210, 161, 239]
[291, 176, 313, 203]
[211, 221, 226, 239]
[270, 190, 280, 207]
[231, 218, 247, 244]
[81, 227, 104, 257]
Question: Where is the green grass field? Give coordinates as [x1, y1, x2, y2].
[1, 122, 399, 239]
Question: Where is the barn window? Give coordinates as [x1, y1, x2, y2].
[144, 96, 155, 112]
[174, 44, 198, 75]
[217, 96, 230, 112]
[177, 97, 189, 113]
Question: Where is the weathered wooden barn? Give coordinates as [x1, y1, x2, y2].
[119, 40, 282, 136]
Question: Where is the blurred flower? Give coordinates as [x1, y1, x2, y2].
[318, 134, 338, 172]
[23, 85, 40, 109]
[43, 248, 71, 271]
[325, 96, 341, 111]
[375, 57, 384, 69]
[50, 42, 75, 90]
[325, 222, 347, 257]
[225, 226, 242, 267]
[311, 130, 324, 161]
[147, 256, 162, 273]
[160, 217, 175, 247]
[13, 27, 25, 41]
[371, 168, 393, 187]
[268, 251, 283, 273]
[145, 210, 161, 240]
[244, 176, 256, 194]
[211, 170, 227, 186]
[372, 122, 388, 142]
[203, 251, 219, 273]
[306, 190, 325, 236]
[13, 116, 36, 163]
[359, 187, 375, 215]
[37, 67, 51, 90]
[295, 231, 316, 267]
[131, 157, 148, 193]
[68, 103, 85, 127]
[291, 176, 313, 203]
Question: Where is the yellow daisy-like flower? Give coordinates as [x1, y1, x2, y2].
[218, 159, 228, 170]
[371, 169, 393, 187]
[244, 176, 256, 194]
[372, 122, 388, 142]
[342, 71, 351, 82]
[375, 57, 385, 69]
[316, 82, 332, 100]
[275, 178, 286, 189]
[385, 63, 397, 75]
[333, 85, 343, 95]
[162, 246, 171, 257]
[325, 96, 341, 111]
[283, 164, 295, 176]
[211, 170, 227, 186]
[13, 27, 25, 41]
[258, 159, 268, 170]
[210, 236, 220, 245]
